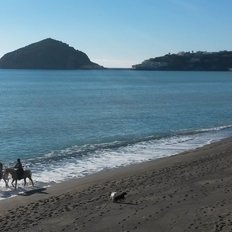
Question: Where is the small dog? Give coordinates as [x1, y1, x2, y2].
[110, 191, 127, 202]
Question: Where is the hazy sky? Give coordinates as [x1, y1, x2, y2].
[0, 0, 232, 68]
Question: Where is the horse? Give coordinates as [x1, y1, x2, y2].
[4, 168, 34, 189]
[0, 162, 9, 187]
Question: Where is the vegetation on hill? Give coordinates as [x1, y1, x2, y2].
[132, 51, 232, 71]
[0, 38, 103, 70]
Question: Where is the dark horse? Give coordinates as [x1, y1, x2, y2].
[0, 162, 8, 187]
[4, 168, 34, 189]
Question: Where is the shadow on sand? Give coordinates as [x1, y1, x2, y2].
[114, 201, 138, 206]
[18, 187, 48, 196]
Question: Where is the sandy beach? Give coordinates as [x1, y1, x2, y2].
[1, 138, 232, 231]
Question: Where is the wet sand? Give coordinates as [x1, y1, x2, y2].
[1, 138, 232, 231]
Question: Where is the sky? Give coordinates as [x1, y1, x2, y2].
[0, 0, 232, 68]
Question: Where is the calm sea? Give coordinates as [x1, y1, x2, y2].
[0, 69, 232, 197]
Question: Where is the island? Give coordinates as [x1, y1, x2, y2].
[0, 38, 104, 70]
[132, 51, 232, 71]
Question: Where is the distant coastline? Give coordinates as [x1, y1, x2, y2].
[132, 51, 232, 71]
[1, 39, 232, 71]
[105, 67, 132, 70]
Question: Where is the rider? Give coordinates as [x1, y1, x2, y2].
[14, 158, 24, 179]
[0, 162, 2, 179]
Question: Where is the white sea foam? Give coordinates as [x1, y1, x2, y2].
[24, 128, 232, 184]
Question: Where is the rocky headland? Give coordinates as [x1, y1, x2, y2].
[0, 38, 103, 70]
[133, 51, 232, 71]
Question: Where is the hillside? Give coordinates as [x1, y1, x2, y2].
[132, 51, 232, 71]
[0, 38, 103, 70]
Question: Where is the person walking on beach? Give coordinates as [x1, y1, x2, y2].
[14, 158, 24, 179]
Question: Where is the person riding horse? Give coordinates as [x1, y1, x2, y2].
[0, 162, 3, 180]
[14, 158, 24, 180]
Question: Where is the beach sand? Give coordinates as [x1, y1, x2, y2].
[1, 138, 232, 231]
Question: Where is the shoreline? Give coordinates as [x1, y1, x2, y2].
[1, 137, 232, 231]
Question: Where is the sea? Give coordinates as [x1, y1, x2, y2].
[0, 69, 232, 199]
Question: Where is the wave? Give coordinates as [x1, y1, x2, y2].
[29, 124, 231, 174]
[27, 124, 232, 165]
[182, 124, 232, 134]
